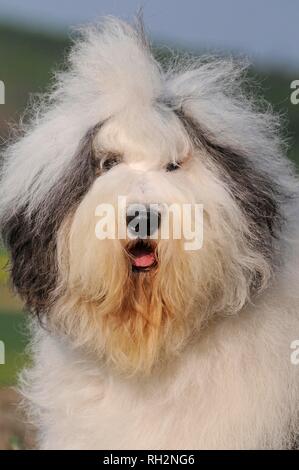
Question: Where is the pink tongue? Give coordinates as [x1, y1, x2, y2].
[132, 252, 156, 268]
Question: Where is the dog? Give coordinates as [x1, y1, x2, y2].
[1, 17, 299, 449]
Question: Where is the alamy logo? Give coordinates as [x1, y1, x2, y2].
[290, 339, 299, 365]
[95, 196, 204, 251]
[0, 341, 5, 365]
[290, 80, 299, 105]
[0, 80, 5, 104]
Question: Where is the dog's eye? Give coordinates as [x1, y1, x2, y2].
[101, 154, 122, 172]
[165, 161, 181, 172]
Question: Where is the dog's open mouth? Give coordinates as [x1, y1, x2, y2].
[127, 240, 157, 273]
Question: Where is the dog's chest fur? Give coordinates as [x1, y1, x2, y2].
[22, 280, 299, 450]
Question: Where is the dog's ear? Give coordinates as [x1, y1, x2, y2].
[174, 108, 287, 290]
[1, 124, 101, 317]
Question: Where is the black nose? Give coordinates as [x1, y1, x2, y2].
[126, 206, 161, 238]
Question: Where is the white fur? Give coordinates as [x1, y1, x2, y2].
[0, 19, 293, 220]
[22, 267, 299, 449]
[1, 18, 299, 449]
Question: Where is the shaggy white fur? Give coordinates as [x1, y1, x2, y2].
[1, 17, 299, 449]
[22, 278, 299, 449]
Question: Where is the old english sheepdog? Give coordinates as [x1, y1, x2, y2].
[1, 18, 299, 450]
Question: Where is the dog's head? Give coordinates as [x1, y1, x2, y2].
[0, 18, 291, 374]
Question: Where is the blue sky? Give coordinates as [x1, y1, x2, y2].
[0, 0, 298, 70]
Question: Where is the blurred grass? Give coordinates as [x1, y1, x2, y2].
[0, 313, 29, 386]
[0, 248, 28, 386]
[0, 248, 8, 284]
[0, 23, 68, 133]
[0, 22, 298, 386]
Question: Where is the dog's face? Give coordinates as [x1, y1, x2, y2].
[0, 19, 287, 375]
